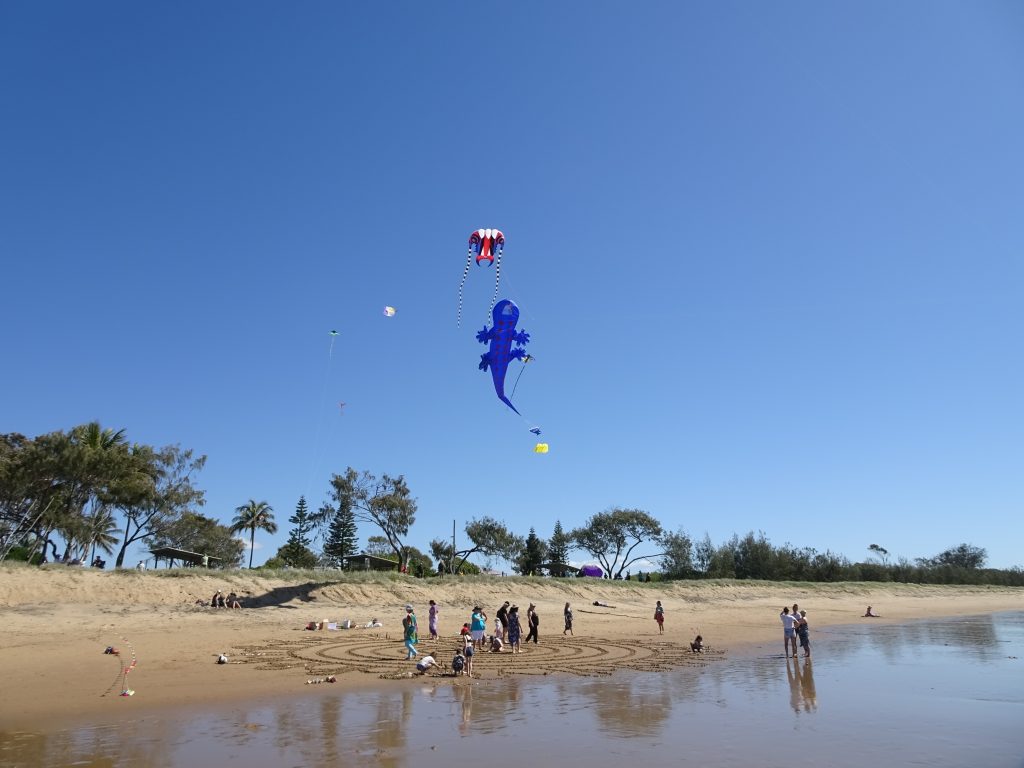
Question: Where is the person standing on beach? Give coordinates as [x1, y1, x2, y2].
[463, 634, 475, 678]
[563, 602, 574, 635]
[797, 610, 811, 658]
[506, 605, 523, 653]
[403, 605, 418, 659]
[470, 606, 487, 650]
[780, 606, 799, 658]
[428, 599, 440, 640]
[496, 601, 510, 641]
[654, 600, 665, 635]
[525, 603, 539, 644]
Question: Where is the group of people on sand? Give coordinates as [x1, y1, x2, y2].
[412, 597, 708, 677]
[780, 603, 883, 658]
[402, 598, 554, 676]
[780, 603, 811, 658]
[210, 590, 241, 609]
[464, 601, 536, 653]
[410, 598, 886, 674]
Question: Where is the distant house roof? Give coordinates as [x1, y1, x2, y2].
[149, 547, 220, 566]
[342, 553, 400, 571]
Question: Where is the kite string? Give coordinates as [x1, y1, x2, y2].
[494, 271, 541, 327]
[305, 335, 338, 500]
[101, 653, 123, 697]
[510, 361, 528, 399]
[508, 362, 542, 435]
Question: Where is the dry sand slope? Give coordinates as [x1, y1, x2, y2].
[0, 564, 1020, 728]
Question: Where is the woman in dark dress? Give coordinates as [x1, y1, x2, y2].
[506, 605, 523, 653]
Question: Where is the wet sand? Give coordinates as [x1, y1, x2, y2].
[0, 564, 1020, 730]
[3, 612, 1022, 767]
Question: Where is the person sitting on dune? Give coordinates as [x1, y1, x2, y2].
[863, 606, 880, 617]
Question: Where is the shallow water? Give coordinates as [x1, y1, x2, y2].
[2, 612, 1022, 768]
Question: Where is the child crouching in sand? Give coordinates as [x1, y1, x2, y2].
[690, 635, 704, 653]
[452, 647, 466, 675]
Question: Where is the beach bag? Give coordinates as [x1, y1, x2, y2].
[452, 655, 465, 672]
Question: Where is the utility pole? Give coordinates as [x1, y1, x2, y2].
[451, 519, 456, 576]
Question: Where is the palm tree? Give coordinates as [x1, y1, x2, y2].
[53, 423, 129, 561]
[84, 506, 120, 565]
[76, 422, 128, 451]
[231, 500, 277, 568]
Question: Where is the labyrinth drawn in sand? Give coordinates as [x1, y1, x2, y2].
[231, 631, 723, 680]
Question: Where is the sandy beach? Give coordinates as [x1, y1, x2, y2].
[0, 564, 1020, 730]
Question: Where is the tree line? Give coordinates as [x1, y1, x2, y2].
[1, 424, 211, 567]
[256, 472, 1024, 588]
[3, 426, 1021, 586]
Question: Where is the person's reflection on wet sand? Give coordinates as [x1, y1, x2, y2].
[786, 656, 802, 713]
[786, 656, 818, 714]
[506, 676, 522, 707]
[799, 658, 817, 711]
[455, 683, 473, 736]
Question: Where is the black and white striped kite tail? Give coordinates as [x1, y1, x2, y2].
[456, 249, 473, 327]
[486, 243, 504, 323]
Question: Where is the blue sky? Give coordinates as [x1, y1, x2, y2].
[2, 2, 1022, 569]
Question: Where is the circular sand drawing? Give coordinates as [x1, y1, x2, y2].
[231, 631, 723, 681]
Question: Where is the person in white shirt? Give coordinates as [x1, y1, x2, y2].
[415, 655, 439, 674]
[780, 607, 799, 657]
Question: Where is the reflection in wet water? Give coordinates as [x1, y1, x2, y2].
[785, 657, 817, 714]
[2, 612, 1022, 768]
[819, 611, 1004, 665]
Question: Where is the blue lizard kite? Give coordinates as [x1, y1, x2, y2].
[477, 299, 530, 415]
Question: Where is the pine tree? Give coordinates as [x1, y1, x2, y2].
[515, 527, 547, 575]
[547, 520, 570, 577]
[274, 541, 319, 569]
[287, 496, 313, 549]
[322, 498, 358, 567]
